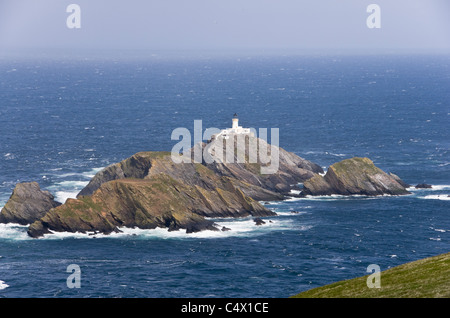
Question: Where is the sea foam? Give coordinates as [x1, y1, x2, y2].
[0, 280, 9, 290]
[0, 223, 31, 241]
[420, 194, 450, 201]
[35, 216, 300, 240]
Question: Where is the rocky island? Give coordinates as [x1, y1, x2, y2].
[0, 117, 411, 238]
[0, 125, 322, 237]
[0, 182, 61, 225]
[300, 157, 411, 197]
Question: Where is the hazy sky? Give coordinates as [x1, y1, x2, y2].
[1, 0, 449, 55]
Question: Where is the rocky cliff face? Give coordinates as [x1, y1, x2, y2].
[201, 136, 323, 194]
[300, 157, 410, 196]
[29, 173, 272, 238]
[30, 146, 311, 237]
[3, 138, 325, 238]
[0, 182, 61, 225]
[78, 137, 322, 200]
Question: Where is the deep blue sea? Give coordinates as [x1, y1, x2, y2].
[0, 53, 449, 298]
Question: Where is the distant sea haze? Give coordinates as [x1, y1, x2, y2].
[0, 54, 448, 297]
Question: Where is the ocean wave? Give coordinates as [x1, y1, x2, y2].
[275, 211, 308, 216]
[290, 194, 380, 201]
[43, 168, 104, 203]
[54, 190, 80, 204]
[302, 151, 347, 157]
[33, 216, 304, 240]
[0, 280, 9, 290]
[0, 223, 31, 241]
[407, 184, 450, 191]
[52, 180, 90, 188]
[47, 180, 90, 203]
[3, 153, 15, 160]
[48, 167, 103, 179]
[418, 194, 450, 201]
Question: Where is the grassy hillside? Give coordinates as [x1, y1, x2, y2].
[292, 252, 450, 298]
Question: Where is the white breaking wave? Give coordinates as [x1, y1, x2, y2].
[419, 195, 450, 201]
[295, 194, 379, 201]
[53, 180, 90, 188]
[49, 180, 90, 203]
[47, 167, 104, 179]
[45, 167, 104, 203]
[429, 185, 450, 191]
[0, 215, 309, 241]
[34, 216, 304, 240]
[406, 184, 450, 201]
[407, 184, 450, 191]
[0, 223, 31, 241]
[0, 280, 9, 290]
[54, 190, 80, 204]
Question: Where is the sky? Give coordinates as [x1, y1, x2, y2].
[0, 0, 449, 56]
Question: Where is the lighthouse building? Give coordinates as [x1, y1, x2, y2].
[211, 113, 253, 140]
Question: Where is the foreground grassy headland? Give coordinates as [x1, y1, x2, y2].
[292, 252, 450, 298]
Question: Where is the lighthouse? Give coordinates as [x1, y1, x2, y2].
[232, 113, 239, 129]
[210, 113, 253, 141]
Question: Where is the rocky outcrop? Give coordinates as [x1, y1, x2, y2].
[25, 138, 322, 238]
[300, 157, 410, 196]
[2, 135, 324, 238]
[201, 136, 323, 194]
[0, 182, 61, 225]
[415, 183, 432, 189]
[78, 137, 322, 200]
[28, 173, 273, 238]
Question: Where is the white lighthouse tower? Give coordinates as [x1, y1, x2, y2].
[210, 113, 253, 141]
[232, 113, 239, 129]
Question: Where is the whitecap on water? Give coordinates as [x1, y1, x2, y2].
[419, 195, 450, 201]
[54, 190, 80, 204]
[0, 223, 31, 241]
[36, 216, 303, 240]
[429, 185, 450, 191]
[298, 194, 377, 201]
[3, 153, 15, 160]
[44, 167, 105, 203]
[407, 184, 450, 191]
[0, 280, 9, 290]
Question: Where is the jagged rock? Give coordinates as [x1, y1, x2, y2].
[0, 182, 61, 225]
[201, 135, 323, 195]
[253, 217, 266, 226]
[300, 157, 410, 196]
[415, 183, 432, 189]
[25, 136, 323, 237]
[28, 172, 273, 238]
[78, 136, 322, 200]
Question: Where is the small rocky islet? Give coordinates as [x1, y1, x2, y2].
[1, 128, 412, 238]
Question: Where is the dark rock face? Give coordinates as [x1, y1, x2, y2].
[78, 137, 322, 200]
[0, 182, 61, 225]
[253, 217, 266, 226]
[5, 137, 325, 238]
[415, 183, 432, 189]
[201, 136, 323, 195]
[27, 169, 275, 238]
[301, 157, 410, 196]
